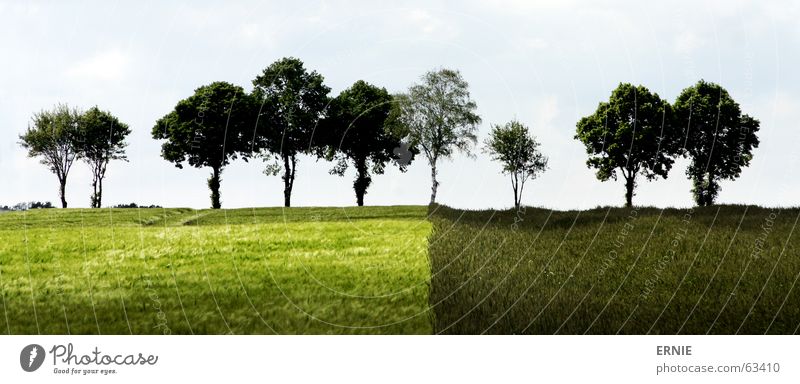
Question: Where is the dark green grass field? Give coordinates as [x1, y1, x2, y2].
[1, 204, 798, 334]
[429, 204, 800, 334]
[0, 206, 432, 334]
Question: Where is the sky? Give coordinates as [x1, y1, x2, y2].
[1, 0, 798, 210]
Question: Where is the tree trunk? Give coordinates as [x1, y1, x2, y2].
[624, 175, 635, 208]
[282, 155, 295, 208]
[96, 177, 103, 209]
[208, 166, 221, 209]
[59, 178, 68, 208]
[429, 163, 439, 205]
[354, 158, 370, 207]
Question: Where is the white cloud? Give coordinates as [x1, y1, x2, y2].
[673, 30, 706, 54]
[66, 49, 131, 82]
[405, 9, 459, 40]
[532, 95, 559, 130]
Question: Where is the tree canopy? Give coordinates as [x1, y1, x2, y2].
[19, 104, 82, 208]
[152, 81, 257, 209]
[252, 57, 331, 207]
[394, 68, 481, 204]
[77, 106, 131, 208]
[674, 80, 760, 206]
[322, 80, 410, 206]
[485, 120, 548, 209]
[575, 83, 680, 207]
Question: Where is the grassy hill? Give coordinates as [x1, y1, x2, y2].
[1, 204, 798, 334]
[429, 204, 800, 334]
[0, 206, 432, 334]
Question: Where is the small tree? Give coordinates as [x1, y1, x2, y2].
[395, 68, 481, 204]
[252, 57, 330, 207]
[485, 121, 548, 209]
[322, 80, 411, 206]
[575, 83, 680, 207]
[19, 104, 82, 208]
[77, 107, 131, 208]
[674, 80, 760, 206]
[152, 82, 256, 209]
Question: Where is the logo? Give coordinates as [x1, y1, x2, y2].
[20, 344, 45, 372]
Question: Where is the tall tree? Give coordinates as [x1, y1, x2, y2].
[394, 68, 481, 204]
[77, 107, 131, 208]
[152, 82, 256, 209]
[485, 120, 548, 210]
[322, 80, 412, 206]
[674, 80, 760, 206]
[252, 57, 330, 207]
[19, 104, 82, 208]
[575, 83, 680, 207]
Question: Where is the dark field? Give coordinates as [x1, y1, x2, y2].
[428, 204, 800, 334]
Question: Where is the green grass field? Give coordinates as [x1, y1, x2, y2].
[1, 204, 798, 334]
[429, 204, 800, 334]
[0, 206, 432, 334]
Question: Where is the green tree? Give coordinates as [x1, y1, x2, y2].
[252, 57, 331, 207]
[152, 81, 256, 209]
[19, 104, 82, 208]
[674, 80, 760, 206]
[485, 120, 548, 210]
[322, 80, 411, 206]
[575, 83, 680, 207]
[77, 107, 131, 208]
[395, 68, 481, 204]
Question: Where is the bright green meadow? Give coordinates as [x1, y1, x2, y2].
[0, 206, 432, 334]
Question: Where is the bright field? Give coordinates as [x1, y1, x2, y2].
[0, 206, 432, 334]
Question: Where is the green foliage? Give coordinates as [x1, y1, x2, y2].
[485, 120, 548, 209]
[151, 81, 257, 209]
[322, 80, 411, 206]
[252, 57, 331, 207]
[575, 83, 680, 207]
[674, 80, 760, 206]
[429, 204, 800, 334]
[77, 107, 131, 208]
[395, 68, 481, 204]
[0, 206, 431, 334]
[18, 104, 83, 208]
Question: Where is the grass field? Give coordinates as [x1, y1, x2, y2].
[429, 204, 800, 334]
[1, 204, 798, 335]
[0, 206, 432, 334]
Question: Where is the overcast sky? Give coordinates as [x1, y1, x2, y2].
[1, 0, 798, 210]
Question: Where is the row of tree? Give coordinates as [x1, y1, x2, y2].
[151, 58, 496, 208]
[17, 57, 758, 210]
[575, 81, 760, 207]
[19, 105, 131, 208]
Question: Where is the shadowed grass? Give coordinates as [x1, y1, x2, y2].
[429, 204, 800, 334]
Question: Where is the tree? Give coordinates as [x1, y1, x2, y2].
[152, 82, 256, 209]
[252, 57, 331, 207]
[77, 107, 131, 208]
[485, 120, 548, 210]
[394, 68, 481, 204]
[19, 104, 82, 208]
[674, 80, 760, 206]
[575, 83, 680, 207]
[322, 80, 412, 206]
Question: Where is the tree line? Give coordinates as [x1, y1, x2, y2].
[18, 57, 759, 210]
